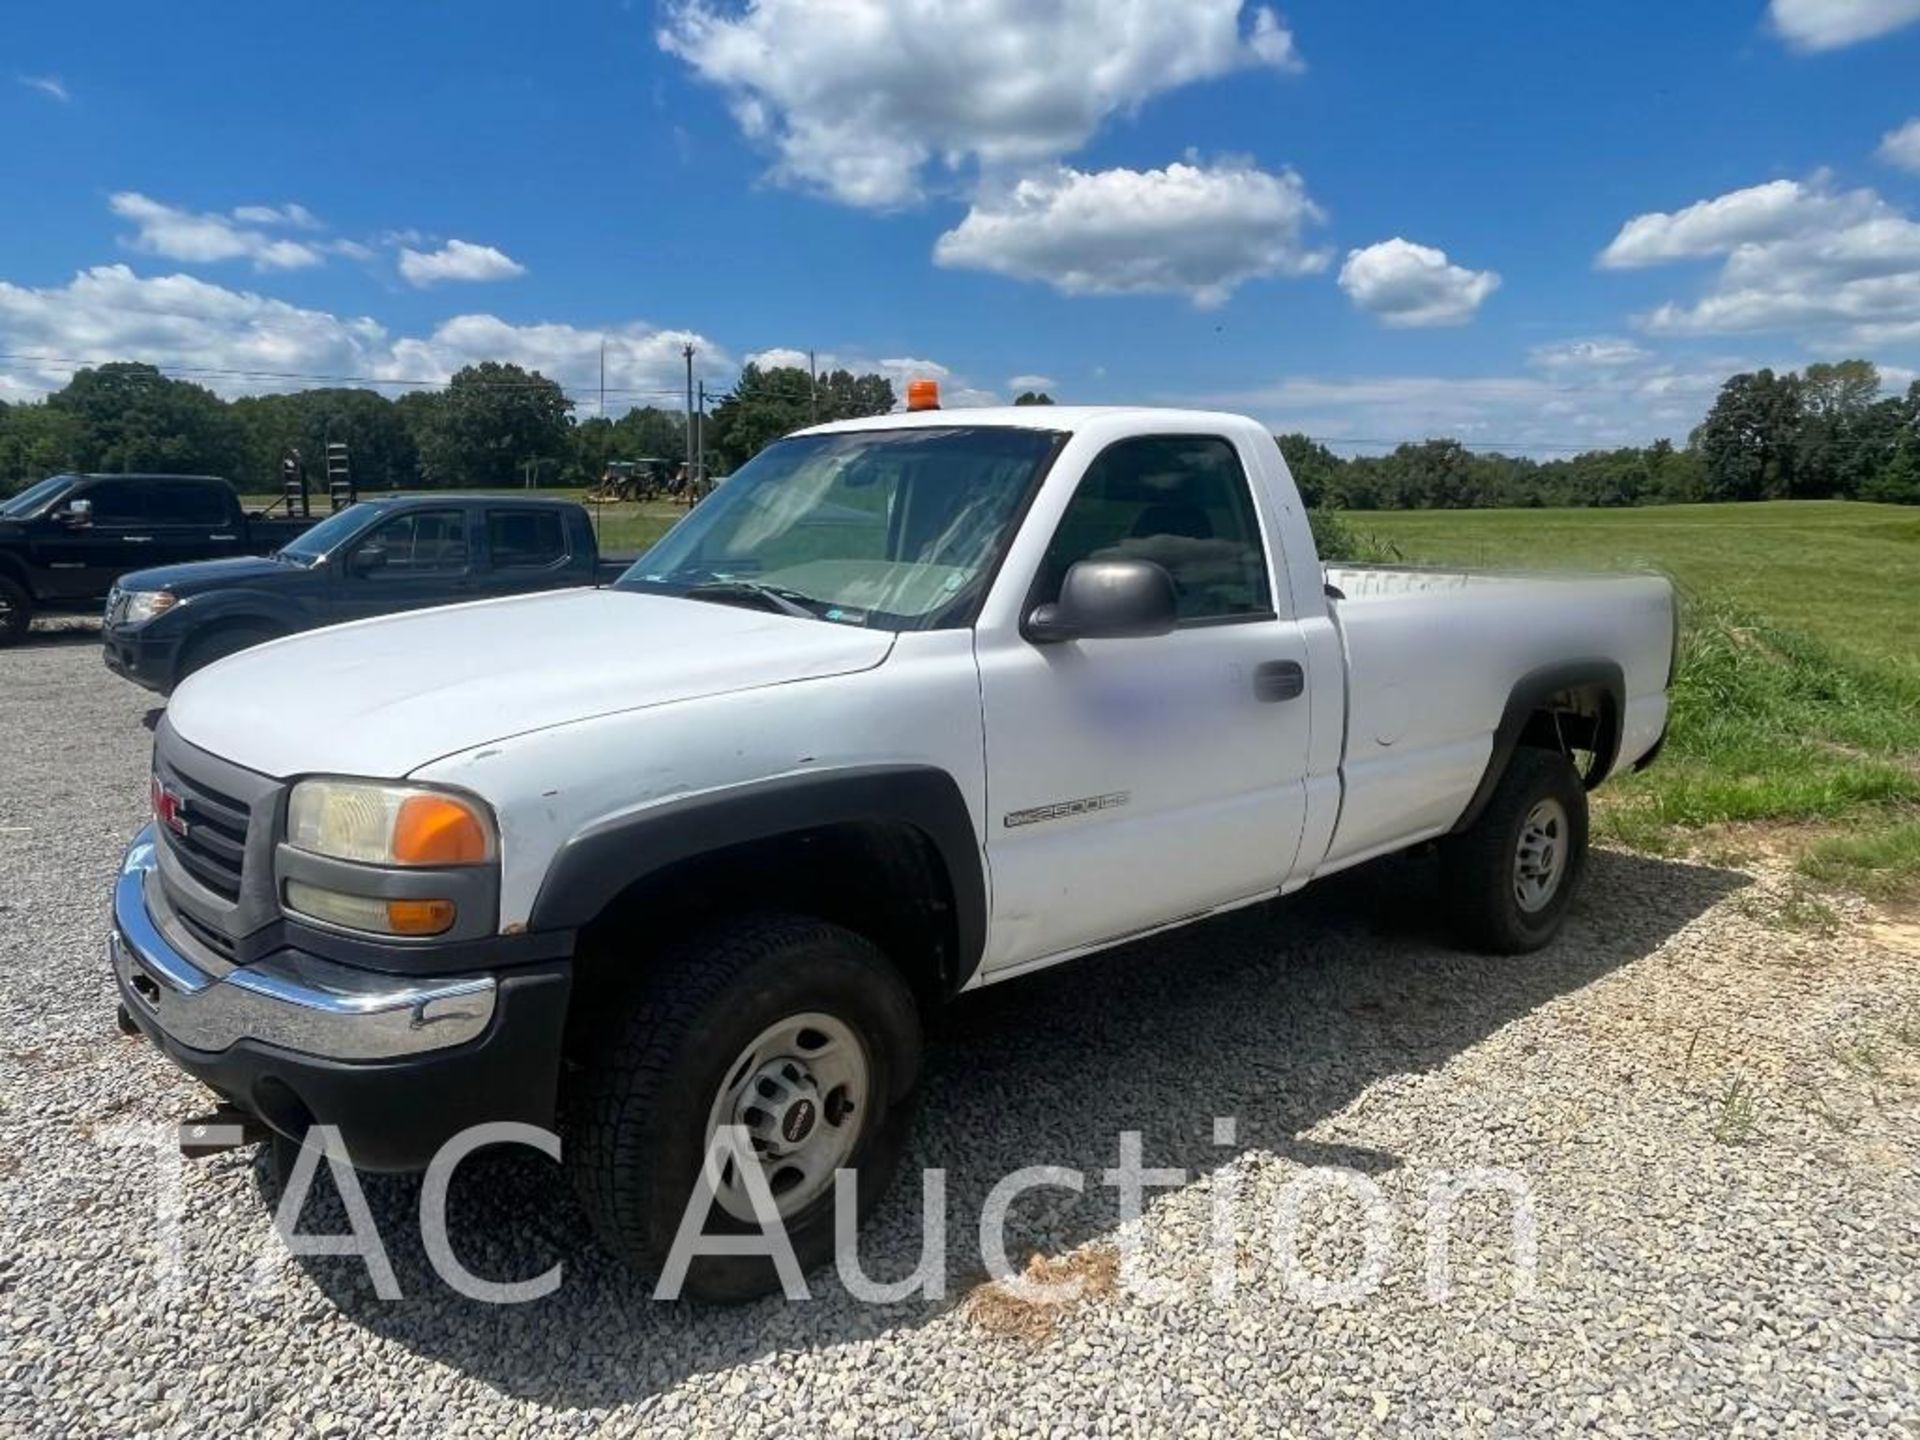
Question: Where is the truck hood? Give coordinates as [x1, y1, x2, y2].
[166, 588, 896, 778]
[121, 554, 301, 595]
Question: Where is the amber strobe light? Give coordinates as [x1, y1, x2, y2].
[906, 378, 941, 411]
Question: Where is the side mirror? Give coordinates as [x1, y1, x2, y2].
[1025, 558, 1178, 644]
[59, 498, 93, 528]
[349, 545, 388, 577]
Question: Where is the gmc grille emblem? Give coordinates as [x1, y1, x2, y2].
[151, 777, 190, 838]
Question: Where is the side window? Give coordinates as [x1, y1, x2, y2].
[486, 509, 567, 569]
[1035, 436, 1272, 622]
[359, 510, 468, 576]
[79, 480, 147, 527]
[148, 483, 229, 526]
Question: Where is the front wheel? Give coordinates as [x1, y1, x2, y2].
[1440, 747, 1589, 954]
[565, 913, 923, 1302]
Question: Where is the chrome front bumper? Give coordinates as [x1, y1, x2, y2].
[111, 827, 497, 1061]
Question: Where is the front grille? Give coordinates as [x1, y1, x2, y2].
[104, 588, 130, 626]
[160, 771, 250, 901]
[149, 720, 284, 952]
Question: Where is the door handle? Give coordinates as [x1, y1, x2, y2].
[1252, 660, 1304, 703]
[124, 536, 154, 543]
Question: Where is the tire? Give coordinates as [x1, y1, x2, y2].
[176, 624, 279, 685]
[1440, 747, 1588, 954]
[0, 574, 34, 646]
[566, 913, 923, 1302]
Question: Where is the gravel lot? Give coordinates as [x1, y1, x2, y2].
[2, 630, 1917, 1437]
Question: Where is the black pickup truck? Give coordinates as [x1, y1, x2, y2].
[0, 472, 319, 645]
[102, 493, 629, 693]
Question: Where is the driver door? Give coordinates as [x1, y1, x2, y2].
[975, 434, 1313, 972]
[33, 478, 153, 601]
[331, 508, 472, 621]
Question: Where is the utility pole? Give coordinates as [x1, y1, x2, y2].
[683, 342, 695, 485]
[598, 337, 606, 421]
[808, 348, 818, 423]
[697, 380, 708, 494]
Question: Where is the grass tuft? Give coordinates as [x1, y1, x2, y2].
[1797, 821, 1920, 902]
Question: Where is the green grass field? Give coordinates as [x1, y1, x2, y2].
[1352, 500, 1920, 895]
[1354, 500, 1920, 673]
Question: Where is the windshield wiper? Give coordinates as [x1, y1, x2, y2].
[683, 580, 821, 620]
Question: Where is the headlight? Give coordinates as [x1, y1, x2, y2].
[286, 780, 495, 866]
[123, 590, 178, 626]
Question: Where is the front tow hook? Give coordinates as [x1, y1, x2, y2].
[179, 1106, 270, 1159]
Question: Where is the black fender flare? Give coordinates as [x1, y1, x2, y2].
[167, 597, 302, 671]
[528, 765, 988, 991]
[1450, 659, 1626, 835]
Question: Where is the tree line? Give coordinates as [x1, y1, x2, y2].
[0, 359, 902, 498]
[1284, 360, 1919, 510]
[2, 356, 1916, 507]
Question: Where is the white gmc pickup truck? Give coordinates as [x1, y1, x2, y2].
[110, 404, 1674, 1298]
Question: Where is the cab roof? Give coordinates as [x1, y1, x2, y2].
[795, 405, 1257, 438]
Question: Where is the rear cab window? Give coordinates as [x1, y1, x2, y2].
[147, 481, 231, 527]
[486, 509, 569, 569]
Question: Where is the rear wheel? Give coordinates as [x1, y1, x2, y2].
[566, 913, 922, 1301]
[176, 624, 279, 685]
[0, 575, 34, 646]
[1441, 747, 1588, 954]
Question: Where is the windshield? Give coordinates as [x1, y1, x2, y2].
[274, 502, 382, 562]
[0, 475, 74, 518]
[616, 426, 1063, 630]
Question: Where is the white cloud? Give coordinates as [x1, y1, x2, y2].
[382, 315, 724, 403]
[745, 347, 998, 408]
[1008, 373, 1056, 392]
[110, 192, 326, 272]
[17, 74, 68, 102]
[659, 0, 1302, 208]
[1769, 0, 1920, 51]
[1602, 176, 1920, 348]
[396, 239, 527, 287]
[1528, 337, 1654, 371]
[230, 203, 321, 230]
[1185, 345, 1752, 454]
[933, 160, 1327, 307]
[1598, 175, 1879, 268]
[0, 264, 726, 412]
[0, 265, 386, 396]
[1880, 117, 1920, 173]
[1336, 238, 1500, 327]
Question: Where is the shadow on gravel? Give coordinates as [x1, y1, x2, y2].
[262, 845, 1744, 1404]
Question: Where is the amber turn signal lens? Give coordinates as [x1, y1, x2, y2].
[385, 898, 457, 935]
[392, 794, 491, 865]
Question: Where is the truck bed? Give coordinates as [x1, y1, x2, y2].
[1315, 561, 1674, 876]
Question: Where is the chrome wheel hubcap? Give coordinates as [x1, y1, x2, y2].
[1514, 798, 1568, 914]
[703, 1012, 869, 1223]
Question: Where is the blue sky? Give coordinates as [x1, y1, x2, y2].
[4, 0, 1920, 452]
